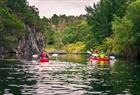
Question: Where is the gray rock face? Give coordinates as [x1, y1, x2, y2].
[0, 25, 45, 60]
[17, 25, 45, 60]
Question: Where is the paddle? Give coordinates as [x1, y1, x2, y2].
[87, 51, 92, 54]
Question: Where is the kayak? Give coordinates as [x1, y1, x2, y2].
[39, 57, 49, 63]
[90, 57, 109, 61]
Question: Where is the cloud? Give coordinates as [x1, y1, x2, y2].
[27, 0, 100, 18]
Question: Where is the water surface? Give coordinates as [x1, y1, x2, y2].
[0, 54, 140, 95]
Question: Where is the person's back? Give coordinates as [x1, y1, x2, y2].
[95, 51, 99, 58]
[39, 51, 49, 62]
[99, 50, 106, 58]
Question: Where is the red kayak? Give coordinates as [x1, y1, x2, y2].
[39, 57, 49, 63]
[90, 57, 109, 61]
[39, 52, 49, 63]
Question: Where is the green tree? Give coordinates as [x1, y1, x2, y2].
[39, 17, 55, 45]
[62, 20, 90, 46]
[0, 7, 24, 50]
[86, 0, 130, 46]
[0, 0, 44, 55]
[112, 0, 140, 58]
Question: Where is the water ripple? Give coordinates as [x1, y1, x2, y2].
[0, 59, 140, 95]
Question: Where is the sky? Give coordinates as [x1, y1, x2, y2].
[27, 0, 99, 18]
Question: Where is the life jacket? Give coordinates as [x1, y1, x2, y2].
[42, 52, 47, 57]
[100, 52, 105, 58]
[100, 54, 105, 58]
[39, 52, 49, 63]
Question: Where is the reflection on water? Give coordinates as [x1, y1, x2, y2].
[50, 54, 87, 64]
[0, 55, 140, 95]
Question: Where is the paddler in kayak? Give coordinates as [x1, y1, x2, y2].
[38, 48, 49, 58]
[38, 48, 49, 62]
[89, 50, 99, 58]
[99, 50, 108, 58]
[39, 51, 49, 63]
[95, 51, 99, 58]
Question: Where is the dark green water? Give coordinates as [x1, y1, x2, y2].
[0, 54, 140, 95]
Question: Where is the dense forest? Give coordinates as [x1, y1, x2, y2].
[0, 0, 140, 59]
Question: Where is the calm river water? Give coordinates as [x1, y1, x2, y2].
[0, 54, 140, 95]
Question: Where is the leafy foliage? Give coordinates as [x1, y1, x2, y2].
[112, 0, 140, 58]
[64, 42, 86, 53]
[0, 6, 24, 49]
[86, 0, 130, 45]
[0, 0, 43, 52]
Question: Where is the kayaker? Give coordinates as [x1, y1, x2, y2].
[99, 50, 106, 58]
[91, 52, 96, 58]
[41, 51, 47, 58]
[95, 51, 99, 58]
[39, 51, 49, 63]
[38, 48, 49, 59]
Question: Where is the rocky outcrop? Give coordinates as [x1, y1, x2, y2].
[17, 25, 44, 60]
